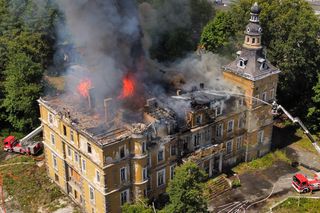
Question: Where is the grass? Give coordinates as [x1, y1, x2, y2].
[293, 129, 319, 154]
[274, 197, 320, 213]
[233, 150, 291, 174]
[0, 129, 69, 212]
[0, 155, 65, 213]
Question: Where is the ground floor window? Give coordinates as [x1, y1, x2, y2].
[157, 169, 166, 187]
[120, 189, 129, 205]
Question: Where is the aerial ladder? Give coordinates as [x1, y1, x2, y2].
[271, 101, 320, 154]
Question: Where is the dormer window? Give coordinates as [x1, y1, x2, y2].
[238, 57, 248, 68]
[257, 58, 268, 70]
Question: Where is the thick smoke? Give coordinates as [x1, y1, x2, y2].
[56, 0, 144, 102]
[54, 0, 237, 120]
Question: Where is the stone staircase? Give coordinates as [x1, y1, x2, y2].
[204, 175, 231, 200]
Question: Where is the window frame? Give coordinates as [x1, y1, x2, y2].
[226, 140, 233, 154]
[258, 130, 264, 144]
[89, 185, 95, 203]
[262, 92, 267, 102]
[170, 165, 176, 180]
[120, 189, 129, 206]
[227, 120, 234, 133]
[81, 159, 86, 174]
[215, 105, 222, 116]
[52, 153, 58, 171]
[50, 132, 55, 146]
[157, 149, 164, 163]
[236, 136, 243, 150]
[96, 170, 100, 183]
[70, 130, 74, 143]
[67, 146, 72, 159]
[216, 123, 223, 138]
[87, 142, 92, 154]
[157, 169, 166, 187]
[119, 145, 126, 159]
[120, 167, 127, 183]
[142, 167, 148, 181]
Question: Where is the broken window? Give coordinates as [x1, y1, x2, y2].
[170, 144, 177, 156]
[215, 105, 222, 116]
[227, 120, 234, 133]
[63, 125, 67, 136]
[54, 173, 59, 182]
[87, 143, 92, 154]
[157, 169, 165, 187]
[238, 98, 244, 108]
[252, 38, 255, 43]
[120, 189, 129, 205]
[158, 149, 164, 162]
[120, 167, 127, 182]
[194, 133, 201, 149]
[216, 123, 223, 138]
[196, 114, 202, 125]
[120, 145, 125, 159]
[226, 140, 233, 154]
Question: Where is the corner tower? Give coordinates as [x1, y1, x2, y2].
[222, 2, 280, 160]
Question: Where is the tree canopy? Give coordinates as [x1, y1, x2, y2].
[200, 0, 320, 121]
[163, 161, 208, 213]
[0, 0, 59, 132]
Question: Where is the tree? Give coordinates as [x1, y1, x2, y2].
[2, 51, 43, 131]
[164, 161, 208, 213]
[307, 74, 320, 131]
[200, 11, 234, 53]
[122, 199, 153, 213]
[201, 0, 320, 119]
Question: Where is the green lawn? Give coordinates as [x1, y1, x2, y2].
[274, 197, 320, 213]
[233, 150, 291, 174]
[0, 156, 66, 213]
[293, 129, 319, 154]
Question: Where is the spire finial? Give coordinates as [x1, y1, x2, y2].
[251, 2, 261, 14]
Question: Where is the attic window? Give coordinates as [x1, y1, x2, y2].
[238, 58, 248, 68]
[257, 58, 268, 70]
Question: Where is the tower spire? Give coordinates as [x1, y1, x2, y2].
[243, 2, 262, 50]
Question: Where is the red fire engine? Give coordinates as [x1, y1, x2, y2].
[3, 135, 42, 155]
[292, 173, 320, 193]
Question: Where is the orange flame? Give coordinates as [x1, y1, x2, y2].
[118, 74, 135, 99]
[77, 79, 92, 97]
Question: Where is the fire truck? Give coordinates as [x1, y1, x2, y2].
[2, 126, 43, 155]
[272, 102, 320, 193]
[292, 173, 320, 193]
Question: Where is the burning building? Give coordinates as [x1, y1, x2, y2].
[38, 2, 280, 213]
